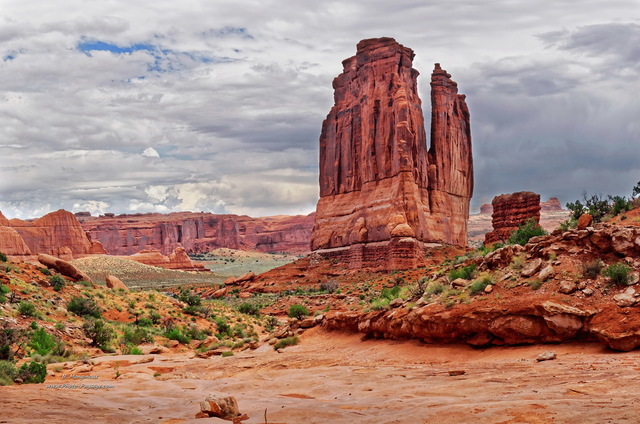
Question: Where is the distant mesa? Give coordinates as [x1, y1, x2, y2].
[310, 37, 473, 270]
[484, 191, 541, 245]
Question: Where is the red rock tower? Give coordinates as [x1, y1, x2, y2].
[484, 192, 541, 245]
[311, 37, 473, 269]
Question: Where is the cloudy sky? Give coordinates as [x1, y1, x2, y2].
[1, 0, 639, 219]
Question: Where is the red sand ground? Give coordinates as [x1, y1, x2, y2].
[4, 329, 640, 424]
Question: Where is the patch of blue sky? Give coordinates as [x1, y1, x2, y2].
[77, 39, 235, 73]
[203, 26, 253, 39]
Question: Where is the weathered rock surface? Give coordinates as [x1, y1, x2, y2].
[540, 197, 563, 212]
[38, 253, 93, 282]
[484, 192, 541, 245]
[105, 274, 129, 291]
[1, 210, 105, 258]
[125, 247, 206, 271]
[577, 213, 593, 230]
[78, 211, 314, 256]
[311, 37, 473, 270]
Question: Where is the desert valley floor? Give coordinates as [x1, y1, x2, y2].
[4, 329, 640, 424]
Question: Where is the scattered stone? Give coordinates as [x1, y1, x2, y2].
[559, 281, 578, 294]
[536, 351, 557, 362]
[389, 298, 404, 308]
[451, 278, 469, 289]
[613, 288, 637, 307]
[521, 258, 544, 278]
[198, 395, 245, 420]
[38, 253, 93, 283]
[273, 326, 292, 339]
[448, 370, 466, 376]
[501, 272, 513, 281]
[484, 284, 494, 293]
[582, 288, 594, 296]
[140, 345, 169, 355]
[299, 318, 317, 328]
[628, 272, 640, 286]
[538, 264, 554, 281]
[105, 274, 129, 291]
[577, 213, 593, 230]
[224, 272, 256, 286]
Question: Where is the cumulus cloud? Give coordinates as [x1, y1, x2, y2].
[0, 0, 638, 219]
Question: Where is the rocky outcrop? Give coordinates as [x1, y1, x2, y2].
[541, 197, 563, 212]
[105, 274, 129, 291]
[310, 37, 473, 270]
[480, 204, 493, 215]
[0, 226, 32, 256]
[484, 192, 541, 245]
[125, 247, 206, 271]
[79, 212, 314, 256]
[1, 210, 105, 258]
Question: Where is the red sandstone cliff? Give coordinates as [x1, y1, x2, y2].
[1, 210, 105, 258]
[310, 38, 473, 269]
[78, 212, 314, 256]
[484, 192, 541, 245]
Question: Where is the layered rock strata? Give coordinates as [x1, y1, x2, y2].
[125, 247, 206, 271]
[1, 210, 105, 258]
[78, 212, 314, 256]
[311, 37, 473, 269]
[484, 192, 541, 245]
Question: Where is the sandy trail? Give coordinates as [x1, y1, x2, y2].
[3, 329, 640, 423]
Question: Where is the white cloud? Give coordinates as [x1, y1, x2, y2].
[142, 147, 160, 157]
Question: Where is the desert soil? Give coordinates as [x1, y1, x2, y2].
[4, 329, 639, 424]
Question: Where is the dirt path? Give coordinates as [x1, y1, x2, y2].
[3, 330, 640, 423]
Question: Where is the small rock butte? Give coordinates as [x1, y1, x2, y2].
[484, 191, 541, 245]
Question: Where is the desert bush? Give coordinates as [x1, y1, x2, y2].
[320, 280, 339, 293]
[0, 252, 7, 262]
[49, 274, 65, 292]
[264, 315, 279, 332]
[164, 327, 191, 344]
[603, 263, 632, 286]
[0, 283, 9, 304]
[18, 360, 47, 384]
[121, 326, 153, 346]
[510, 254, 526, 270]
[137, 317, 153, 327]
[29, 327, 65, 357]
[528, 279, 543, 290]
[0, 360, 18, 385]
[67, 296, 102, 318]
[178, 289, 201, 307]
[214, 317, 231, 338]
[17, 301, 37, 317]
[288, 304, 310, 320]
[82, 318, 114, 350]
[182, 305, 206, 316]
[469, 275, 493, 295]
[425, 281, 446, 296]
[581, 259, 604, 279]
[370, 298, 391, 311]
[449, 264, 476, 281]
[273, 336, 299, 350]
[409, 278, 428, 299]
[148, 310, 162, 325]
[39, 267, 51, 276]
[186, 324, 209, 341]
[508, 219, 547, 246]
[121, 344, 143, 355]
[236, 302, 261, 316]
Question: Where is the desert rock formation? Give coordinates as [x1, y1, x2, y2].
[484, 192, 541, 245]
[541, 197, 563, 212]
[311, 37, 473, 269]
[125, 247, 206, 271]
[0, 210, 105, 258]
[78, 212, 314, 256]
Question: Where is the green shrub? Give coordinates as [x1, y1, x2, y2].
[121, 344, 143, 355]
[380, 285, 402, 300]
[237, 302, 261, 316]
[29, 327, 65, 356]
[603, 263, 632, 286]
[18, 360, 47, 384]
[148, 310, 162, 325]
[221, 350, 234, 357]
[320, 280, 339, 293]
[182, 305, 205, 316]
[49, 275, 65, 292]
[508, 219, 547, 246]
[137, 317, 153, 327]
[0, 284, 9, 304]
[449, 264, 477, 281]
[40, 267, 51, 276]
[274, 336, 299, 350]
[122, 326, 153, 346]
[370, 298, 390, 311]
[214, 317, 231, 338]
[18, 301, 37, 317]
[0, 252, 7, 262]
[0, 360, 18, 385]
[67, 296, 102, 318]
[186, 324, 209, 341]
[528, 279, 543, 290]
[469, 275, 493, 295]
[165, 328, 191, 344]
[178, 289, 201, 307]
[581, 259, 604, 279]
[288, 304, 310, 320]
[82, 318, 114, 350]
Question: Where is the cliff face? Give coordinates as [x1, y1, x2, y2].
[310, 38, 473, 269]
[484, 192, 541, 245]
[78, 212, 314, 256]
[3, 210, 105, 258]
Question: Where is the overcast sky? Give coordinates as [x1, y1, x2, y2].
[1, 0, 639, 219]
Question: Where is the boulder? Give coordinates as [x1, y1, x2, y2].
[198, 395, 243, 420]
[538, 264, 554, 281]
[105, 274, 129, 291]
[613, 287, 637, 307]
[577, 213, 593, 230]
[38, 253, 93, 283]
[521, 258, 544, 278]
[224, 272, 256, 286]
